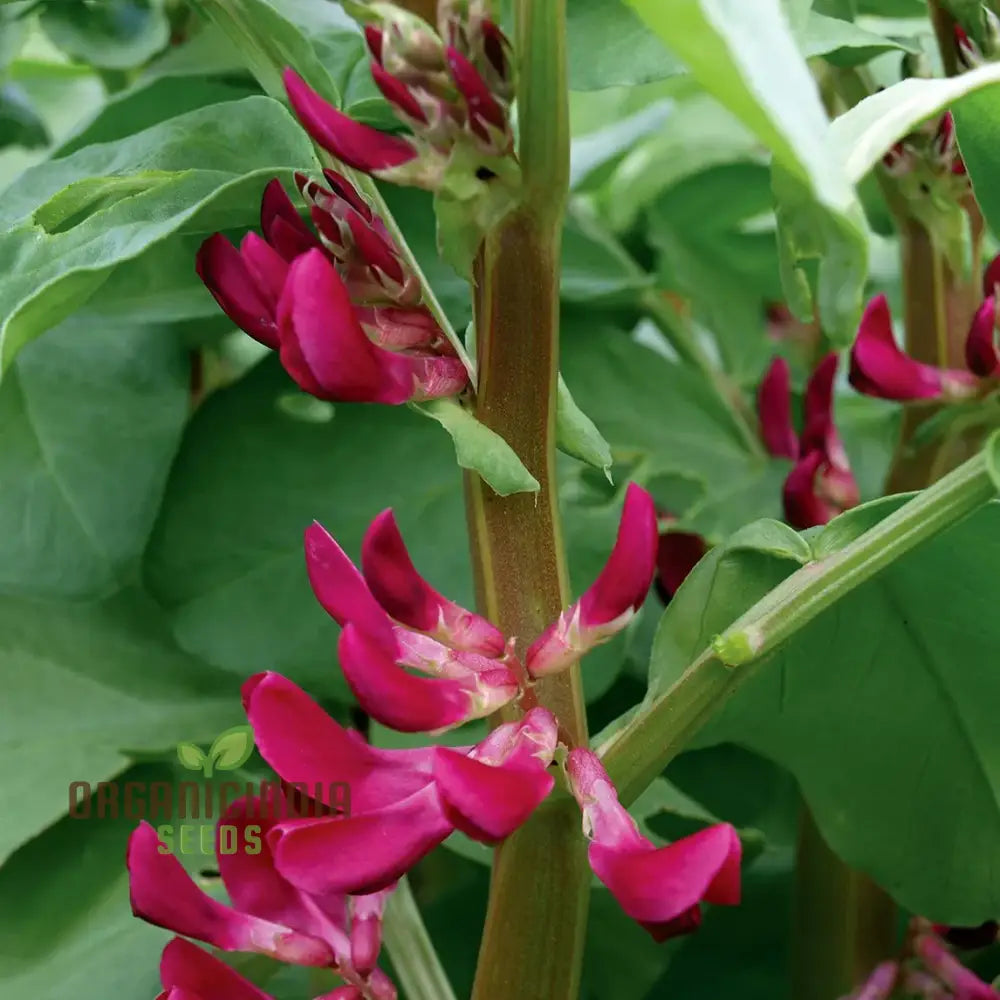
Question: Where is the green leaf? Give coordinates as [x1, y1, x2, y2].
[648, 498, 1000, 919]
[0, 82, 47, 149]
[144, 358, 472, 690]
[566, 0, 683, 91]
[624, 0, 869, 342]
[39, 0, 170, 70]
[556, 374, 613, 478]
[414, 398, 540, 497]
[798, 10, 918, 65]
[209, 724, 256, 771]
[175, 742, 207, 770]
[986, 428, 1000, 490]
[560, 205, 652, 304]
[0, 315, 188, 598]
[0, 95, 316, 371]
[0, 588, 242, 862]
[952, 80, 1000, 237]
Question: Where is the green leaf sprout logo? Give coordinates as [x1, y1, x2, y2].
[176, 725, 255, 778]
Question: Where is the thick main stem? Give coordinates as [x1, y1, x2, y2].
[465, 1, 590, 996]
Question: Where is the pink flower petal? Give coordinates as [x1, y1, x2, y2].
[432, 746, 554, 841]
[284, 70, 416, 173]
[370, 63, 428, 124]
[966, 295, 1000, 377]
[916, 934, 999, 999]
[849, 296, 959, 401]
[270, 784, 452, 895]
[445, 46, 506, 137]
[338, 624, 503, 732]
[127, 823, 333, 965]
[160, 938, 274, 1000]
[526, 483, 657, 678]
[344, 213, 406, 287]
[361, 509, 505, 655]
[195, 234, 279, 349]
[757, 358, 799, 459]
[783, 450, 835, 530]
[983, 254, 1000, 298]
[238, 232, 289, 310]
[276, 250, 413, 404]
[588, 824, 742, 939]
[242, 672, 435, 811]
[260, 179, 317, 260]
[349, 887, 394, 977]
[655, 528, 707, 603]
[356, 307, 443, 352]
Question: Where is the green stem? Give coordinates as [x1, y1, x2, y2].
[640, 288, 766, 458]
[791, 807, 899, 1000]
[465, 1, 590, 996]
[382, 877, 458, 1000]
[601, 449, 996, 805]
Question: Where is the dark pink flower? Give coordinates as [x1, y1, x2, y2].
[915, 932, 999, 998]
[445, 46, 507, 144]
[849, 295, 977, 401]
[654, 515, 707, 604]
[757, 357, 799, 460]
[526, 483, 658, 678]
[966, 295, 1000, 377]
[566, 749, 741, 941]
[157, 937, 275, 1000]
[838, 960, 898, 1000]
[284, 70, 418, 174]
[304, 520, 518, 731]
[244, 672, 557, 895]
[127, 793, 397, 999]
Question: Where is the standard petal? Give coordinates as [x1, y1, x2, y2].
[526, 483, 657, 678]
[276, 250, 413, 404]
[756, 357, 799, 459]
[159, 938, 274, 1000]
[965, 295, 1000, 377]
[849, 295, 975, 401]
[238, 232, 289, 310]
[432, 746, 554, 841]
[270, 784, 452, 895]
[284, 70, 417, 173]
[338, 624, 495, 733]
[588, 823, 742, 939]
[260, 179, 317, 259]
[782, 450, 835, 530]
[445, 46, 506, 137]
[127, 823, 333, 965]
[242, 672, 435, 811]
[195, 234, 279, 348]
[361, 508, 505, 654]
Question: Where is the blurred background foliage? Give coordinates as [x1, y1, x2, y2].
[2, 1, 1000, 998]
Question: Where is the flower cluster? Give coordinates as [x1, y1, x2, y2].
[128, 787, 396, 998]
[881, 110, 967, 181]
[283, 1, 515, 187]
[128, 483, 745, 994]
[848, 256, 1000, 403]
[840, 923, 999, 999]
[196, 169, 467, 405]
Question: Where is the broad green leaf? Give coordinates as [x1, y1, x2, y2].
[414, 398, 540, 497]
[209, 724, 256, 771]
[986, 428, 1000, 490]
[0, 81, 47, 149]
[832, 63, 1000, 183]
[798, 10, 918, 65]
[39, 0, 170, 70]
[176, 742, 207, 770]
[0, 95, 316, 371]
[953, 83, 1000, 237]
[0, 316, 188, 598]
[560, 206, 652, 305]
[556, 374, 613, 478]
[625, 0, 868, 342]
[144, 357, 472, 690]
[648, 498, 1000, 918]
[0, 588, 243, 862]
[566, 0, 683, 91]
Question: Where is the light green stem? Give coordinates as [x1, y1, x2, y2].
[382, 877, 458, 1000]
[602, 449, 996, 805]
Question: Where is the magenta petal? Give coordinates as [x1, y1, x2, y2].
[338, 624, 481, 732]
[349, 887, 394, 977]
[361, 509, 505, 655]
[345, 212, 405, 285]
[271, 784, 452, 895]
[356, 307, 441, 352]
[757, 358, 799, 459]
[849, 295, 945, 400]
[195, 234, 279, 349]
[260, 179, 317, 259]
[916, 934, 999, 999]
[127, 823, 333, 965]
[284, 69, 416, 173]
[406, 354, 469, 400]
[983, 254, 1000, 298]
[304, 521, 395, 644]
[445, 46, 505, 134]
[783, 450, 834, 530]
[799, 352, 839, 454]
[370, 63, 428, 124]
[655, 529, 707, 603]
[160, 938, 274, 1000]
[526, 483, 657, 678]
[588, 823, 742, 933]
[239, 233, 289, 310]
[277, 250, 412, 404]
[242, 672, 435, 811]
[432, 747, 554, 841]
[966, 295, 1000, 377]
